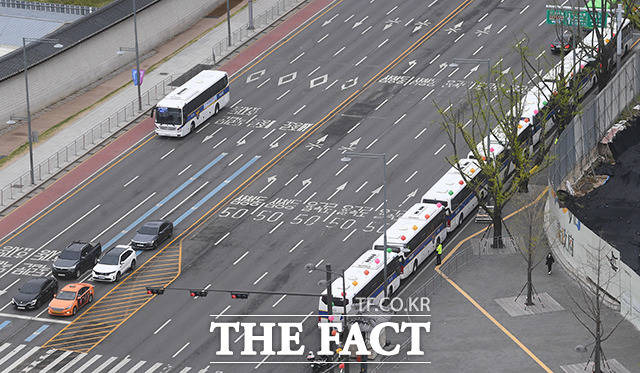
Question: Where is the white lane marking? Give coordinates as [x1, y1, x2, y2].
[497, 25, 507, 34]
[393, 114, 406, 125]
[343, 229, 357, 242]
[195, 122, 210, 133]
[253, 272, 268, 285]
[276, 89, 291, 100]
[172, 343, 190, 358]
[386, 154, 398, 165]
[160, 181, 209, 220]
[256, 78, 271, 88]
[215, 305, 231, 320]
[160, 148, 175, 160]
[325, 80, 338, 90]
[414, 128, 427, 140]
[463, 119, 472, 128]
[289, 239, 304, 253]
[386, 5, 397, 15]
[231, 99, 242, 108]
[154, 319, 172, 334]
[378, 38, 388, 48]
[421, 88, 435, 101]
[433, 65, 446, 77]
[317, 34, 329, 43]
[284, 174, 298, 186]
[355, 181, 368, 193]
[536, 50, 545, 60]
[405, 170, 418, 183]
[434, 144, 447, 155]
[429, 54, 440, 64]
[212, 137, 227, 149]
[74, 355, 102, 373]
[214, 232, 230, 246]
[333, 46, 346, 56]
[355, 56, 367, 66]
[262, 128, 276, 139]
[1, 279, 20, 295]
[442, 104, 452, 113]
[316, 148, 330, 159]
[1, 346, 39, 373]
[375, 99, 388, 111]
[493, 58, 504, 68]
[335, 164, 349, 176]
[361, 25, 372, 34]
[307, 66, 321, 76]
[246, 115, 258, 124]
[428, 0, 438, 7]
[92, 193, 154, 242]
[347, 121, 361, 134]
[254, 354, 273, 370]
[293, 105, 306, 115]
[404, 18, 415, 27]
[303, 192, 317, 205]
[123, 175, 139, 188]
[269, 221, 284, 234]
[178, 164, 192, 176]
[473, 45, 483, 56]
[233, 251, 249, 266]
[538, 18, 546, 27]
[302, 311, 314, 323]
[290, 52, 305, 63]
[233, 333, 245, 344]
[344, 14, 354, 22]
[478, 13, 488, 22]
[454, 32, 465, 43]
[228, 154, 243, 166]
[365, 138, 378, 150]
[272, 295, 286, 308]
[520, 4, 530, 14]
[561, 0, 568, 5]
[448, 67, 459, 77]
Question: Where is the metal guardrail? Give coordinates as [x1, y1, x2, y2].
[0, 0, 96, 15]
[0, 75, 172, 208]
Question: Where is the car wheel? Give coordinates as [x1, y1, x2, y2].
[131, 260, 136, 271]
[88, 294, 93, 303]
[75, 269, 81, 279]
[72, 306, 77, 316]
[115, 272, 121, 282]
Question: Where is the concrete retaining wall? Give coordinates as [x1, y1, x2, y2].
[544, 190, 640, 330]
[0, 0, 224, 123]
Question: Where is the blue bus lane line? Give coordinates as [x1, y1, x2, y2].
[25, 324, 49, 342]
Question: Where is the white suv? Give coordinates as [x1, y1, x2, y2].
[92, 245, 137, 282]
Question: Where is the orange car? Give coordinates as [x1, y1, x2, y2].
[48, 283, 94, 316]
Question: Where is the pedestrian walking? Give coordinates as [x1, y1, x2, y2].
[436, 243, 443, 265]
[546, 252, 555, 275]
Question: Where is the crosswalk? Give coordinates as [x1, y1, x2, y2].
[0, 343, 199, 373]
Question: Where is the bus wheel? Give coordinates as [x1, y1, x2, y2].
[413, 260, 418, 273]
[459, 213, 464, 227]
[214, 104, 219, 115]
[190, 122, 195, 133]
[389, 286, 393, 295]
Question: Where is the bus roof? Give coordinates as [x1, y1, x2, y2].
[156, 70, 227, 109]
[321, 250, 400, 298]
[373, 203, 445, 248]
[468, 133, 506, 160]
[421, 159, 481, 204]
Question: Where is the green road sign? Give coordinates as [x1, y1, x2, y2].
[546, 7, 607, 28]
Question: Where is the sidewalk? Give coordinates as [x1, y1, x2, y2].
[0, 0, 305, 206]
[381, 184, 640, 372]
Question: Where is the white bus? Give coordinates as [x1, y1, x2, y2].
[318, 250, 402, 321]
[153, 70, 229, 137]
[372, 203, 447, 279]
[421, 159, 485, 232]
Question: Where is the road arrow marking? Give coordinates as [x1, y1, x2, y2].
[399, 189, 418, 207]
[269, 133, 286, 149]
[294, 178, 312, 197]
[383, 18, 400, 31]
[202, 133, 216, 143]
[403, 60, 417, 74]
[475, 23, 492, 37]
[327, 182, 347, 201]
[363, 185, 383, 204]
[412, 20, 430, 34]
[339, 137, 360, 153]
[353, 16, 368, 28]
[463, 65, 480, 79]
[260, 175, 277, 193]
[322, 13, 338, 27]
[446, 20, 463, 34]
[341, 77, 358, 90]
[236, 130, 254, 146]
[502, 67, 511, 75]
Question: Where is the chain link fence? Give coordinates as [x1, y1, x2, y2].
[0, 0, 96, 15]
[548, 52, 640, 188]
[0, 75, 172, 208]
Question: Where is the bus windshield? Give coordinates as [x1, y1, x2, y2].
[155, 107, 182, 125]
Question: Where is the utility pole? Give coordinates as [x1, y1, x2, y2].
[248, 0, 255, 30]
[226, 0, 232, 46]
[133, 0, 142, 111]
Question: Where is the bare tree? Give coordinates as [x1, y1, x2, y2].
[567, 237, 626, 373]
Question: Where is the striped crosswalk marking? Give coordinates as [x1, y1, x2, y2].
[1, 346, 39, 373]
[107, 356, 131, 373]
[0, 344, 25, 366]
[57, 352, 87, 373]
[39, 350, 73, 372]
[93, 356, 118, 372]
[125, 360, 146, 372]
[74, 354, 102, 373]
[145, 362, 163, 372]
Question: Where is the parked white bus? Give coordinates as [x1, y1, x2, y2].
[153, 70, 229, 137]
[318, 250, 402, 321]
[372, 203, 447, 279]
[421, 159, 484, 233]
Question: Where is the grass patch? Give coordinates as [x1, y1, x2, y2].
[23, 0, 114, 7]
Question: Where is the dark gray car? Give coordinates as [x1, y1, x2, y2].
[12, 277, 58, 310]
[130, 220, 173, 249]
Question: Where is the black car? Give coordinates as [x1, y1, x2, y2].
[551, 31, 576, 54]
[12, 277, 58, 310]
[130, 220, 173, 249]
[52, 241, 102, 279]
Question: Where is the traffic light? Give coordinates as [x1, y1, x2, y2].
[146, 287, 165, 295]
[189, 289, 208, 297]
[230, 292, 249, 299]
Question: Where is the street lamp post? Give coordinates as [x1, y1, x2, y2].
[226, 0, 232, 46]
[133, 0, 142, 111]
[341, 152, 389, 299]
[21, 37, 63, 185]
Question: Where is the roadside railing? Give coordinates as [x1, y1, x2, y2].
[0, 75, 172, 208]
[0, 0, 96, 15]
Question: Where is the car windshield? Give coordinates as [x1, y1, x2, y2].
[138, 226, 159, 235]
[58, 250, 80, 260]
[155, 107, 182, 125]
[21, 282, 42, 294]
[99, 253, 120, 265]
[56, 291, 76, 300]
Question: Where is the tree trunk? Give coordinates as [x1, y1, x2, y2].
[518, 177, 529, 193]
[492, 206, 504, 248]
[526, 247, 534, 306]
[594, 317, 602, 373]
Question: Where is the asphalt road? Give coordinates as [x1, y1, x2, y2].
[0, 0, 571, 371]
